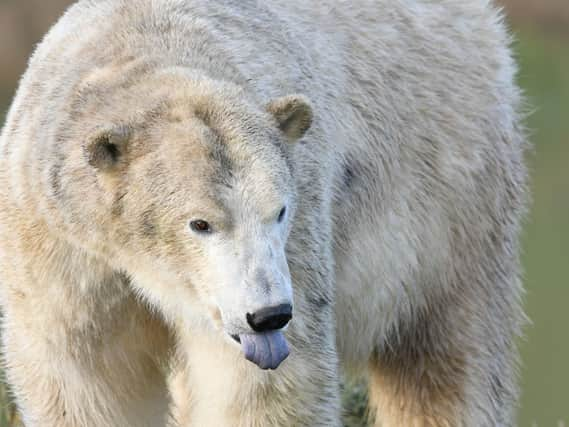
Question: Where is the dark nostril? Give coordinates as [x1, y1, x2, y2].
[246, 303, 293, 333]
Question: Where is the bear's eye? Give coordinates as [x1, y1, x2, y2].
[277, 206, 287, 223]
[190, 220, 212, 234]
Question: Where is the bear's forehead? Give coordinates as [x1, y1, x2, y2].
[152, 112, 289, 183]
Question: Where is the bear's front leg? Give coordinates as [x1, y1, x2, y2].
[170, 291, 341, 427]
[0, 240, 173, 427]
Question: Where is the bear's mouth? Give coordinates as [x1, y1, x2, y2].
[235, 331, 290, 370]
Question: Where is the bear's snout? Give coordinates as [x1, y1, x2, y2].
[246, 303, 292, 332]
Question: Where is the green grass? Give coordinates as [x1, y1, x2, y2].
[0, 29, 567, 426]
[515, 29, 569, 426]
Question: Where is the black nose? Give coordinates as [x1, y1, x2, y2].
[246, 304, 292, 333]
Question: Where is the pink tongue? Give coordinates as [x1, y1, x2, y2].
[239, 331, 290, 370]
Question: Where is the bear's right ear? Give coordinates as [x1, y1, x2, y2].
[84, 127, 130, 172]
[266, 95, 313, 142]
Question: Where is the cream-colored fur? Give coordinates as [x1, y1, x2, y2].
[0, 1, 528, 426]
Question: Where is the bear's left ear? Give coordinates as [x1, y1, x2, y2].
[266, 94, 313, 142]
[84, 126, 131, 172]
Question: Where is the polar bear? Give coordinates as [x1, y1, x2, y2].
[0, 0, 528, 426]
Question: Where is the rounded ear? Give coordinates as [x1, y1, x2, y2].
[84, 126, 130, 172]
[266, 94, 313, 142]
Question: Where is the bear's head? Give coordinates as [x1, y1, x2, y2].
[74, 68, 313, 370]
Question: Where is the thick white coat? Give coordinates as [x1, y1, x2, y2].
[0, 1, 527, 426]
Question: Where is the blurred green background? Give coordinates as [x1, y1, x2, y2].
[0, 1, 567, 426]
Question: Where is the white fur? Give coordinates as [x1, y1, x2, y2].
[0, 1, 527, 426]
